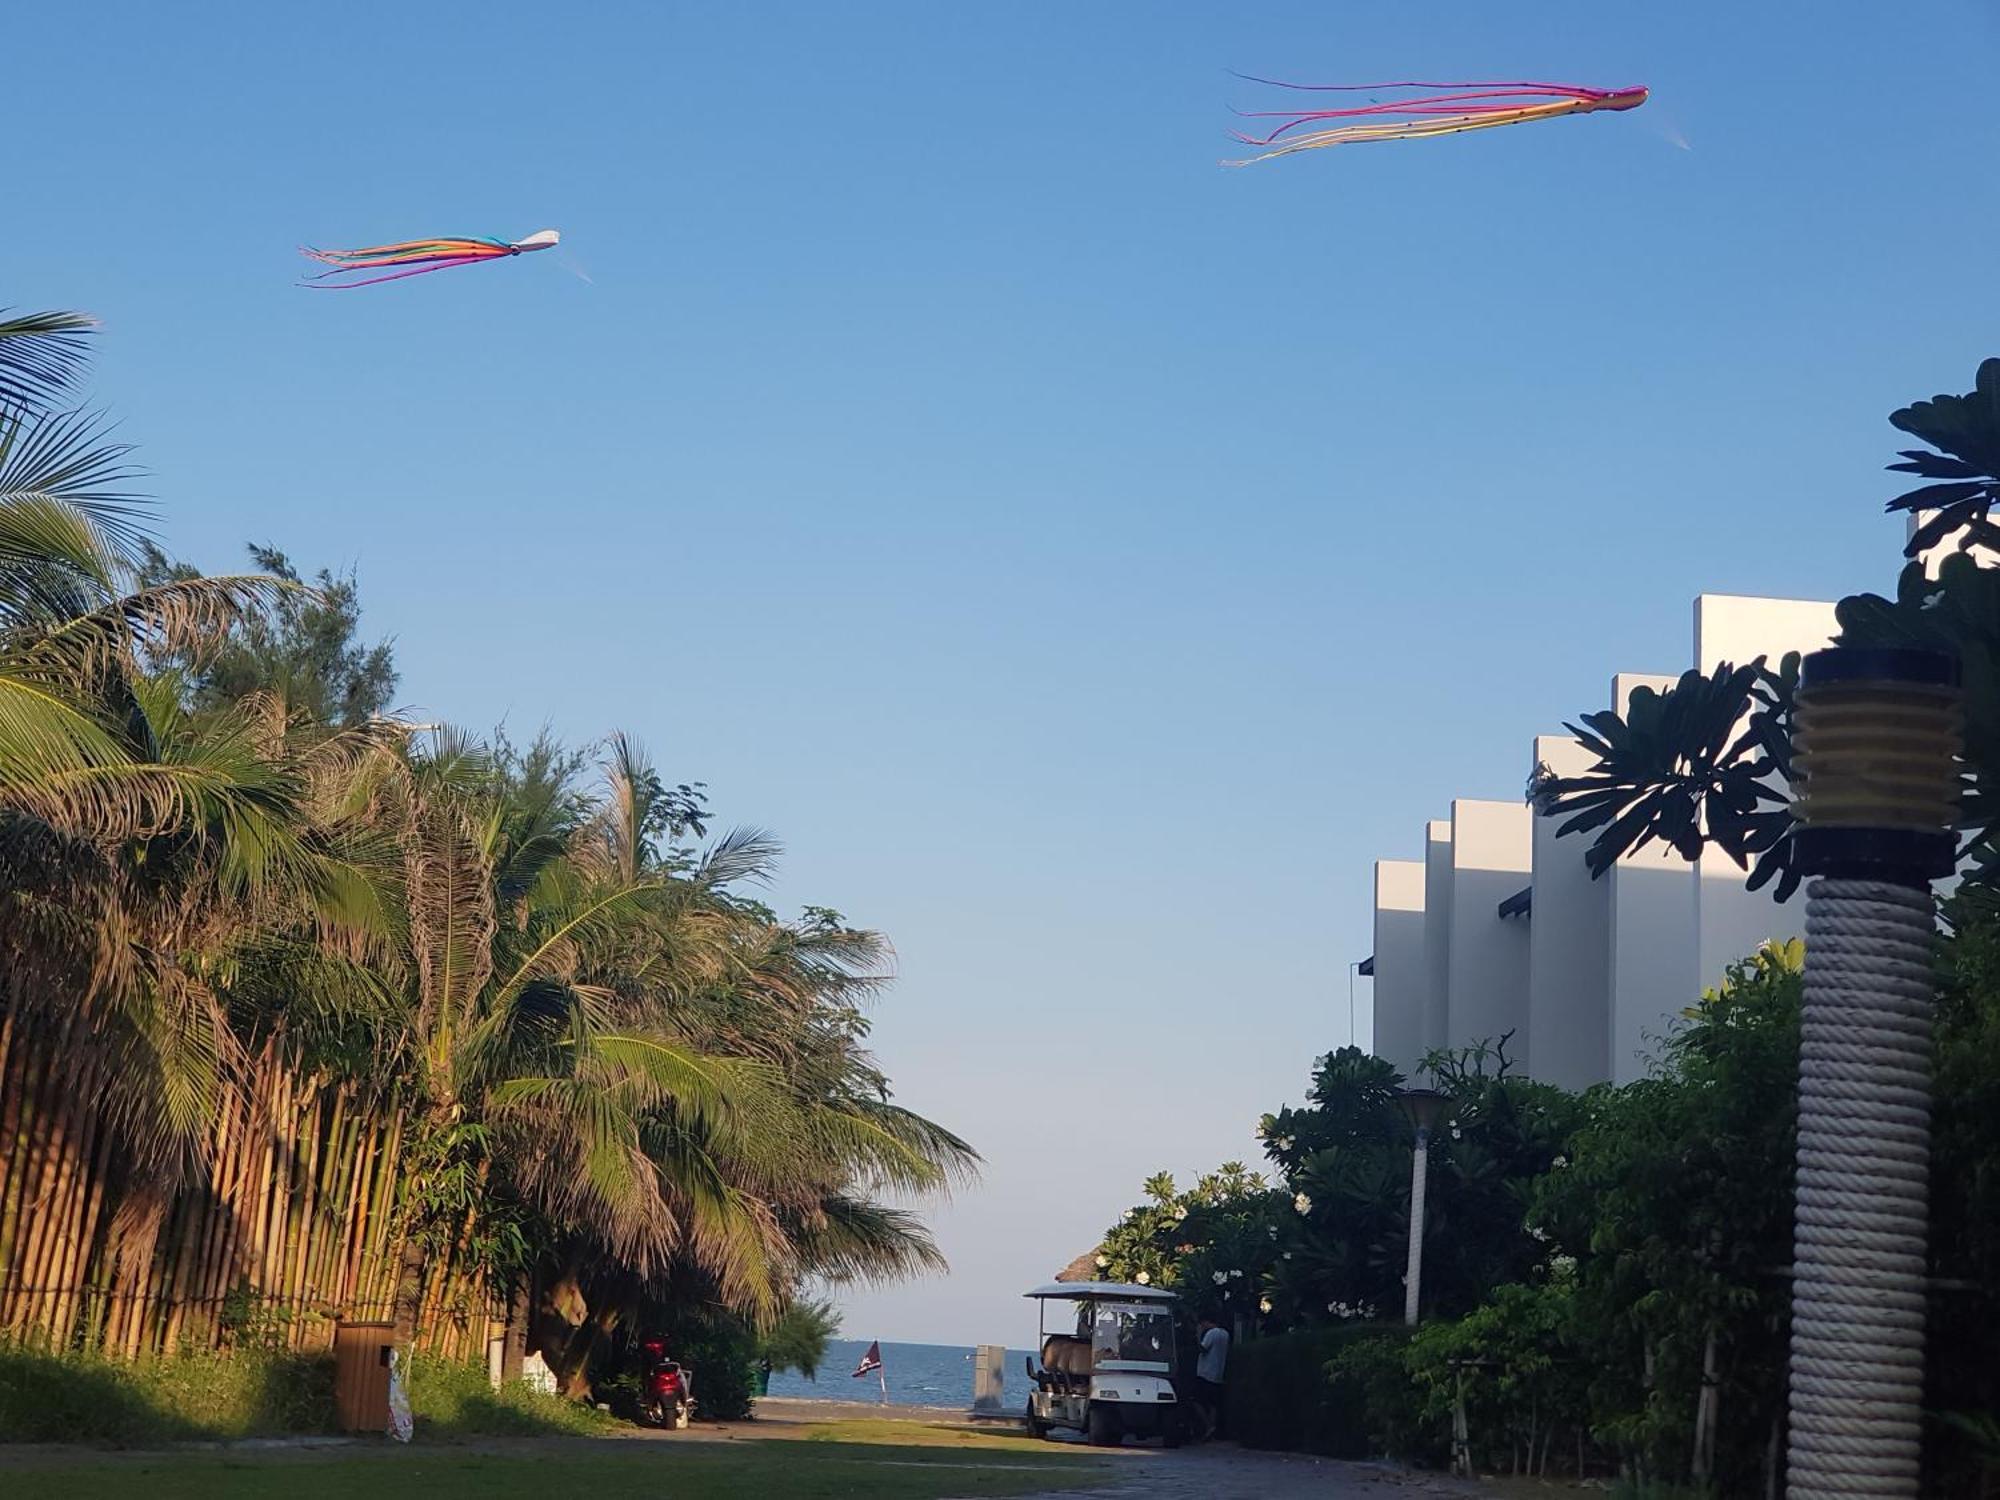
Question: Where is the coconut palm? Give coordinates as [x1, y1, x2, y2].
[0, 314, 973, 1375]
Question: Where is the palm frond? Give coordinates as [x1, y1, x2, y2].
[695, 825, 784, 890]
[794, 1196, 948, 1285]
[0, 310, 96, 413]
[0, 407, 147, 565]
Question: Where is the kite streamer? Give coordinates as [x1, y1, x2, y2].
[1223, 78, 1648, 164]
[298, 229, 560, 289]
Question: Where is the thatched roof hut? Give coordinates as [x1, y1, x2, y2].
[1053, 1249, 1102, 1283]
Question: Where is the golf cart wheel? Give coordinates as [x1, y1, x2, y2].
[1086, 1405, 1122, 1447]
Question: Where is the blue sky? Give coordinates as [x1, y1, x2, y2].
[11, 1, 1999, 1347]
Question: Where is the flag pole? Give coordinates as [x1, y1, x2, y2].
[879, 1365, 889, 1405]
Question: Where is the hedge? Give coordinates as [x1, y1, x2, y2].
[1228, 1322, 1416, 1457]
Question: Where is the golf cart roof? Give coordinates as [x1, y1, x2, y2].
[1024, 1281, 1178, 1303]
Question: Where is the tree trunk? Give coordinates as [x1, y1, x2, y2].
[1692, 1326, 1719, 1483]
[391, 1235, 426, 1348]
[502, 1272, 528, 1382]
[556, 1301, 620, 1401]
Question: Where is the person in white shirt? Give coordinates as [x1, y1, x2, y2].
[1193, 1312, 1230, 1440]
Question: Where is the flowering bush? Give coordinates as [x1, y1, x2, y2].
[1095, 1165, 1289, 1325]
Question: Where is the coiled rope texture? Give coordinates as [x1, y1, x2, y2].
[1789, 878, 1935, 1498]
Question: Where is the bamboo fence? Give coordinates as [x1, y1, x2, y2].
[0, 1017, 496, 1360]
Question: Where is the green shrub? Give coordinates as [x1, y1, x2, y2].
[663, 1322, 757, 1421]
[1325, 1327, 1440, 1466]
[1229, 1323, 1411, 1457]
[405, 1354, 611, 1438]
[0, 1340, 333, 1445]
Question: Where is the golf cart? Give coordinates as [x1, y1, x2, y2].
[1022, 1281, 1182, 1447]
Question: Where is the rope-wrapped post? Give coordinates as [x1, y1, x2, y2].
[1786, 646, 1962, 1499]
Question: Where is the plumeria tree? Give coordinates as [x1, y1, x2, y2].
[1096, 1166, 1289, 1327]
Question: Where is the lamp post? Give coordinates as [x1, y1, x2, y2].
[1394, 1086, 1449, 1327]
[1785, 646, 1961, 1499]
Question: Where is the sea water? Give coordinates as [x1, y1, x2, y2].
[764, 1338, 1038, 1410]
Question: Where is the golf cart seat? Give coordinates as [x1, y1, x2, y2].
[1037, 1334, 1091, 1393]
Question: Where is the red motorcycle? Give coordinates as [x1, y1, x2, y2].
[637, 1336, 694, 1429]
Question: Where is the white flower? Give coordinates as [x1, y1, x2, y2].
[1135, 1270, 1151, 1285]
[1553, 1155, 1569, 1170]
[1173, 1206, 1188, 1222]
[1095, 1254, 1109, 1268]
[1176, 1244, 1195, 1254]
[1450, 1127, 1462, 1141]
[1229, 1269, 1243, 1280]
[1529, 1226, 1549, 1244]
[1551, 1254, 1577, 1276]
[1282, 1252, 1292, 1261]
[1259, 1297, 1273, 1314]
[1212, 1271, 1227, 1285]
[1294, 1193, 1313, 1215]
[1276, 1137, 1295, 1153]
[1267, 1225, 1278, 1240]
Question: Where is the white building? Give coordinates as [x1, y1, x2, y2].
[1367, 594, 1837, 1089]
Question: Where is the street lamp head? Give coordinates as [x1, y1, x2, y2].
[1394, 1086, 1449, 1138]
[1792, 646, 1961, 883]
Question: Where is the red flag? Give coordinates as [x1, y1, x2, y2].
[851, 1341, 883, 1378]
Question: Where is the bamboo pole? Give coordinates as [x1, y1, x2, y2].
[4, 1014, 77, 1331]
[342, 1116, 375, 1308]
[286, 1083, 325, 1323]
[0, 998, 21, 1250]
[50, 1054, 111, 1343]
[0, 1016, 40, 1319]
[306, 1086, 356, 1323]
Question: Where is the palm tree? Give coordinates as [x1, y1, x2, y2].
[0, 313, 976, 1373]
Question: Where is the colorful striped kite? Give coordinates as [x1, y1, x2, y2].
[1224, 78, 1648, 165]
[298, 229, 561, 289]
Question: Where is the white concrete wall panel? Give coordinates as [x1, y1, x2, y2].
[1371, 860, 1428, 1078]
[1422, 821, 1453, 1058]
[1526, 735, 1609, 1091]
[1446, 800, 1533, 1069]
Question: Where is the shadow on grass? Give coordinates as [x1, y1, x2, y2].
[0, 1437, 1117, 1499]
[0, 1342, 605, 1446]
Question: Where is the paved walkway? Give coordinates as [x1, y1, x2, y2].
[999, 1444, 1490, 1499]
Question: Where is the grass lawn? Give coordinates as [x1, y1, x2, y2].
[1, 1433, 1114, 1499]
